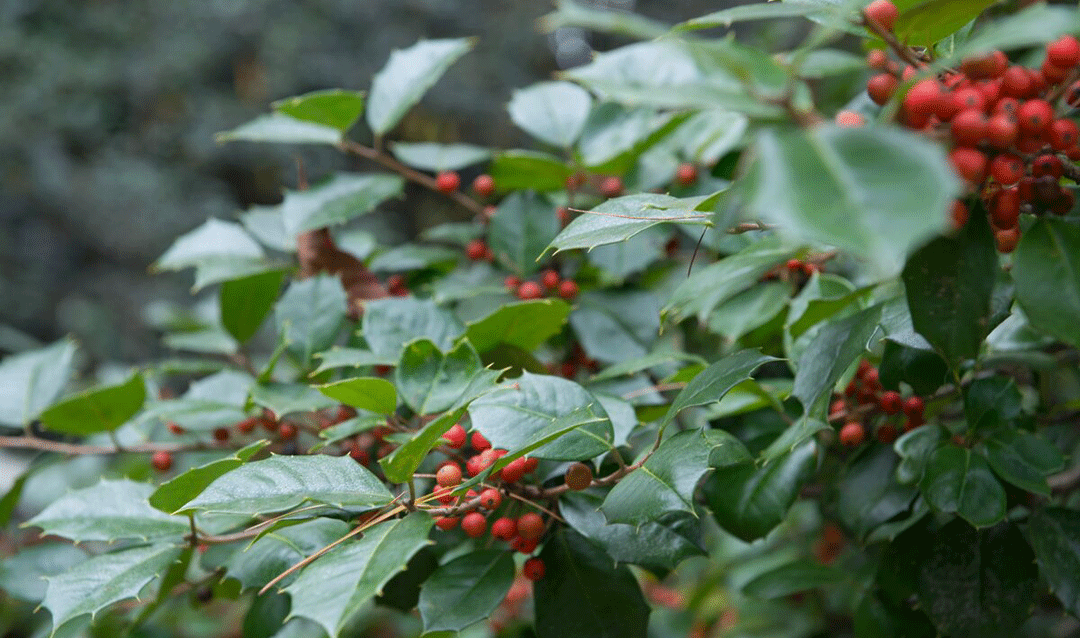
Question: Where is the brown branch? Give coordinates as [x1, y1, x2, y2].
[338, 139, 485, 216]
[0, 435, 236, 456]
[1049, 464, 1080, 492]
[860, 16, 923, 69]
[728, 222, 776, 234]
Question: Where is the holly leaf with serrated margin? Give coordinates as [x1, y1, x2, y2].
[284, 513, 433, 637]
[179, 455, 393, 517]
[150, 440, 268, 514]
[25, 479, 188, 543]
[600, 428, 750, 526]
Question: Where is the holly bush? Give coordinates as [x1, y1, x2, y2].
[4, 1, 1080, 637]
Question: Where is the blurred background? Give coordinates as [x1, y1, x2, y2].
[0, 0, 803, 366]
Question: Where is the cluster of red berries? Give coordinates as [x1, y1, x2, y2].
[505, 268, 579, 301]
[155, 407, 317, 472]
[433, 171, 498, 198]
[831, 359, 926, 446]
[861, 1, 1080, 252]
[549, 343, 600, 379]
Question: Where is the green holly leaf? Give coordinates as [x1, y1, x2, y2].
[1027, 508, 1080, 617]
[42, 544, 184, 637]
[39, 371, 145, 435]
[216, 114, 342, 145]
[25, 479, 188, 543]
[902, 209, 996, 367]
[534, 529, 649, 638]
[742, 559, 843, 599]
[465, 299, 571, 353]
[469, 372, 614, 460]
[488, 150, 573, 192]
[150, 441, 269, 513]
[0, 338, 78, 428]
[285, 513, 434, 637]
[706, 440, 817, 541]
[360, 297, 465, 358]
[744, 125, 960, 278]
[1012, 218, 1080, 349]
[921, 446, 1006, 528]
[792, 304, 883, 416]
[560, 490, 704, 571]
[153, 218, 269, 291]
[661, 349, 778, 430]
[418, 550, 515, 634]
[488, 191, 561, 277]
[0, 543, 87, 603]
[179, 455, 393, 516]
[281, 173, 404, 237]
[275, 274, 348, 366]
[507, 81, 592, 148]
[272, 89, 366, 132]
[366, 38, 475, 135]
[221, 269, 287, 344]
[315, 377, 397, 415]
[395, 339, 485, 415]
[836, 446, 920, 541]
[389, 142, 490, 172]
[601, 428, 750, 525]
[983, 430, 1063, 497]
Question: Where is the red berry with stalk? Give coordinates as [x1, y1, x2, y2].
[436, 170, 460, 194]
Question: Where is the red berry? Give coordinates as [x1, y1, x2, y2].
[951, 87, 986, 114]
[879, 391, 902, 415]
[435, 171, 460, 194]
[987, 115, 1019, 149]
[523, 457, 539, 473]
[950, 200, 970, 230]
[471, 431, 492, 451]
[903, 396, 925, 420]
[992, 188, 1021, 229]
[1018, 100, 1054, 135]
[435, 516, 460, 531]
[904, 79, 944, 117]
[903, 416, 923, 432]
[443, 423, 467, 449]
[1033, 154, 1063, 178]
[866, 49, 889, 70]
[151, 451, 173, 472]
[517, 512, 545, 541]
[1042, 60, 1069, 84]
[557, 206, 571, 226]
[1001, 66, 1034, 98]
[499, 457, 528, 483]
[835, 110, 867, 127]
[876, 424, 899, 444]
[950, 147, 988, 183]
[990, 153, 1025, 186]
[951, 109, 989, 146]
[565, 173, 586, 191]
[436, 464, 463, 487]
[491, 517, 518, 540]
[996, 227, 1021, 253]
[1049, 119, 1079, 151]
[523, 557, 546, 581]
[1051, 188, 1076, 215]
[167, 422, 185, 436]
[278, 423, 297, 441]
[962, 52, 1006, 80]
[557, 279, 579, 300]
[541, 269, 560, 290]
[1048, 35, 1080, 69]
[465, 239, 488, 261]
[599, 176, 623, 198]
[867, 73, 899, 105]
[864, 0, 899, 31]
[675, 163, 698, 186]
[213, 427, 230, 442]
[479, 488, 502, 510]
[564, 462, 593, 491]
[511, 536, 539, 554]
[504, 275, 521, 291]
[461, 512, 487, 538]
[472, 174, 495, 198]
[839, 422, 865, 447]
[517, 281, 543, 300]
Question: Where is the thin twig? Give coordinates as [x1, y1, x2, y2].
[860, 16, 923, 69]
[338, 139, 484, 216]
[0, 435, 236, 456]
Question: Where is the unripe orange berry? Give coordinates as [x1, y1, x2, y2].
[564, 462, 593, 491]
